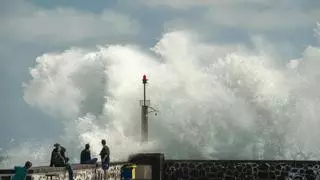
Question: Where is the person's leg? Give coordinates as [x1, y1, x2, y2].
[67, 166, 73, 180]
[103, 170, 107, 180]
[92, 158, 98, 163]
[86, 158, 98, 164]
[102, 160, 109, 173]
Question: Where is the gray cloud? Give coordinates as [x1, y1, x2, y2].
[129, 0, 270, 9]
[204, 5, 320, 32]
[132, 0, 319, 36]
[0, 1, 140, 45]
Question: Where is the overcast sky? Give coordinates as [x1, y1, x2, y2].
[0, 0, 319, 151]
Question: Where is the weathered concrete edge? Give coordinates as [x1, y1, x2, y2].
[0, 161, 127, 174]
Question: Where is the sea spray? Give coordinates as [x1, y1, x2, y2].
[2, 30, 320, 167]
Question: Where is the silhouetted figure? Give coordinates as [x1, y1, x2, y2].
[50, 143, 66, 167]
[65, 157, 73, 180]
[13, 161, 32, 180]
[99, 139, 110, 171]
[80, 144, 97, 164]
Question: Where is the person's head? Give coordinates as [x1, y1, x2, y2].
[54, 143, 60, 148]
[85, 144, 90, 149]
[101, 139, 106, 145]
[24, 161, 32, 169]
[65, 157, 69, 163]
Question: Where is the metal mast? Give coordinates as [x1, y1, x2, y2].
[141, 74, 149, 142]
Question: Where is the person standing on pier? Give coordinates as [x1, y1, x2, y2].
[100, 139, 110, 180]
[12, 161, 32, 180]
[99, 139, 110, 171]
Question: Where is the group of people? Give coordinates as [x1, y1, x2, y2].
[13, 139, 110, 180]
[79, 139, 110, 170]
[50, 139, 110, 169]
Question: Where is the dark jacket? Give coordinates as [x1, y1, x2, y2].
[80, 149, 91, 164]
[99, 145, 110, 163]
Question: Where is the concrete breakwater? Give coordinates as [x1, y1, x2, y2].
[164, 160, 320, 180]
[0, 162, 127, 180]
[0, 155, 153, 180]
[2, 153, 320, 180]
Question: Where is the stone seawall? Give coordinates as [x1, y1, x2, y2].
[163, 160, 320, 180]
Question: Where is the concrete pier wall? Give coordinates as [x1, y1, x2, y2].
[163, 160, 320, 180]
[2, 153, 320, 180]
[0, 161, 151, 180]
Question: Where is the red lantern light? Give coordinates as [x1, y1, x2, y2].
[142, 74, 148, 84]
